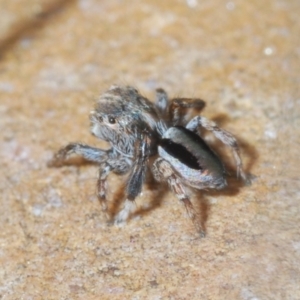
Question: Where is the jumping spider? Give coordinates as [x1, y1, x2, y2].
[48, 85, 249, 236]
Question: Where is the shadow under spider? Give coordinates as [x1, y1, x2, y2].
[108, 173, 211, 234]
[51, 153, 255, 234]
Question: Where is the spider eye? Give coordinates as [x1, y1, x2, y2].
[97, 115, 103, 122]
[108, 116, 116, 124]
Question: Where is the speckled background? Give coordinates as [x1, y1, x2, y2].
[0, 0, 299, 299]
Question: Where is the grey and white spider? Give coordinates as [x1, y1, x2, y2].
[48, 85, 249, 236]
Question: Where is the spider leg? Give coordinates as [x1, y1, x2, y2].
[47, 143, 108, 167]
[48, 143, 112, 215]
[97, 163, 111, 214]
[152, 158, 205, 237]
[114, 131, 150, 224]
[97, 150, 132, 215]
[186, 116, 249, 184]
[155, 88, 169, 117]
[169, 97, 206, 126]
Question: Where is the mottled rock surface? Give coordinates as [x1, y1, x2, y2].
[0, 0, 299, 299]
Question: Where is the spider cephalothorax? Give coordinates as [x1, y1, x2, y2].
[49, 85, 249, 236]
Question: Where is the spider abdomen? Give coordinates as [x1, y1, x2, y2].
[158, 126, 227, 189]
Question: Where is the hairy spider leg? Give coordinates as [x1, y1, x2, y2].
[114, 131, 151, 224]
[48, 143, 134, 215]
[47, 143, 108, 167]
[154, 88, 206, 126]
[97, 163, 111, 213]
[152, 158, 205, 237]
[169, 97, 206, 126]
[186, 116, 249, 184]
[155, 88, 169, 117]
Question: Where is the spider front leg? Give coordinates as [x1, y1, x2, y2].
[114, 132, 150, 225]
[48, 143, 113, 212]
[98, 151, 132, 216]
[186, 116, 250, 184]
[97, 163, 111, 214]
[152, 158, 205, 237]
[48, 142, 108, 167]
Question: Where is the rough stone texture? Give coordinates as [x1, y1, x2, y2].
[0, 0, 299, 299]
